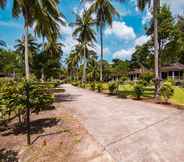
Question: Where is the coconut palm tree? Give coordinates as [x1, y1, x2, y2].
[67, 49, 81, 81]
[84, 0, 119, 81]
[12, 0, 61, 80]
[14, 34, 38, 71]
[72, 10, 96, 83]
[34, 10, 65, 44]
[136, 0, 160, 98]
[0, 40, 6, 47]
[15, 34, 38, 58]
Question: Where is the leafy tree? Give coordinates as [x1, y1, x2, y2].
[146, 5, 174, 66]
[136, 0, 160, 98]
[111, 59, 129, 80]
[86, 0, 119, 81]
[0, 49, 22, 75]
[130, 42, 154, 69]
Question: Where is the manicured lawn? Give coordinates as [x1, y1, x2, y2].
[171, 87, 184, 106]
[116, 83, 184, 106]
[83, 83, 184, 106]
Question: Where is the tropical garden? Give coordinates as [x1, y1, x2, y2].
[0, 0, 184, 161]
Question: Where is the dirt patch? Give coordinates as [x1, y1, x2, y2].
[0, 101, 114, 162]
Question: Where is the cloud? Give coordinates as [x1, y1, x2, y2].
[105, 21, 136, 40]
[113, 48, 135, 60]
[135, 35, 150, 46]
[60, 24, 78, 55]
[94, 43, 110, 56]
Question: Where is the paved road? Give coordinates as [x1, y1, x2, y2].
[60, 84, 184, 162]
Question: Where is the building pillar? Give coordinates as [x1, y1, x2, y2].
[172, 71, 175, 80]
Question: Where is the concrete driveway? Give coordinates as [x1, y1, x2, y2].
[60, 84, 184, 162]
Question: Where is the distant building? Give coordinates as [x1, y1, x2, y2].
[128, 63, 184, 81]
[0, 72, 15, 78]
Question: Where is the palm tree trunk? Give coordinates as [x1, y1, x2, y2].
[100, 20, 103, 82]
[82, 47, 87, 83]
[24, 25, 30, 79]
[41, 68, 45, 82]
[153, 0, 160, 98]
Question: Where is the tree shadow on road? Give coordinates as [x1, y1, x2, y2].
[0, 148, 18, 162]
[55, 94, 81, 103]
[1, 117, 61, 136]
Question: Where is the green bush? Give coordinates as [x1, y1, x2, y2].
[119, 77, 128, 84]
[72, 81, 80, 87]
[137, 80, 148, 86]
[97, 83, 103, 92]
[160, 81, 174, 103]
[90, 82, 96, 91]
[134, 83, 144, 100]
[108, 82, 119, 94]
[80, 83, 86, 88]
[0, 79, 54, 126]
[140, 72, 154, 84]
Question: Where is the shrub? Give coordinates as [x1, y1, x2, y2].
[0, 79, 54, 126]
[140, 72, 154, 84]
[80, 83, 86, 88]
[97, 83, 103, 92]
[90, 82, 96, 91]
[137, 79, 148, 86]
[134, 83, 144, 100]
[119, 77, 128, 84]
[108, 82, 119, 94]
[160, 81, 174, 103]
[72, 81, 80, 87]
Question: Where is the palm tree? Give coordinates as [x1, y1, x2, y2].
[85, 0, 119, 81]
[0, 40, 6, 47]
[136, 0, 160, 98]
[87, 52, 99, 81]
[67, 49, 81, 81]
[44, 40, 64, 57]
[38, 40, 63, 81]
[12, 0, 60, 79]
[15, 34, 38, 58]
[34, 10, 65, 44]
[72, 10, 96, 83]
[15, 34, 38, 72]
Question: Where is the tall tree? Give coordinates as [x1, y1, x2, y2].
[146, 5, 174, 65]
[15, 34, 38, 67]
[72, 10, 96, 83]
[67, 49, 81, 81]
[137, 0, 160, 98]
[86, 0, 119, 81]
[12, 0, 61, 145]
[12, 0, 61, 79]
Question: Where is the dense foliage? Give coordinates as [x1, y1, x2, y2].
[160, 81, 174, 103]
[0, 78, 54, 126]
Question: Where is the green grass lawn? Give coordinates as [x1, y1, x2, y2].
[171, 87, 184, 105]
[83, 82, 184, 106]
[113, 83, 184, 106]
